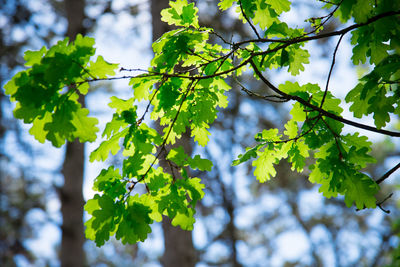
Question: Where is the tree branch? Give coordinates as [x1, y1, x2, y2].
[320, 34, 344, 109]
[249, 60, 400, 137]
[233, 76, 288, 103]
[87, 10, 400, 84]
[236, 10, 400, 47]
[376, 162, 400, 184]
[238, 0, 261, 39]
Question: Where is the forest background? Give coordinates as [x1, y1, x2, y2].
[1, 0, 400, 266]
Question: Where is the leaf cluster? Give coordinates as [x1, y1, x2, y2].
[4, 0, 400, 246]
[5, 34, 118, 147]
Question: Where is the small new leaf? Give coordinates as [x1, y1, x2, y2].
[219, 0, 235, 10]
[161, 0, 199, 28]
[253, 149, 277, 182]
[88, 55, 118, 79]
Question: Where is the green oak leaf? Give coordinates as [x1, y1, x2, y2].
[259, 128, 281, 141]
[5, 34, 100, 147]
[171, 208, 196, 230]
[93, 166, 125, 199]
[161, 0, 199, 28]
[157, 183, 187, 219]
[253, 148, 277, 182]
[342, 132, 372, 151]
[89, 128, 129, 162]
[122, 152, 146, 179]
[147, 170, 172, 193]
[345, 83, 372, 118]
[288, 47, 310, 75]
[176, 177, 205, 207]
[352, 0, 373, 23]
[367, 87, 395, 129]
[269, 0, 291, 15]
[290, 103, 307, 122]
[188, 155, 213, 171]
[71, 107, 99, 143]
[28, 112, 52, 144]
[44, 100, 78, 147]
[253, 3, 278, 30]
[284, 119, 298, 138]
[287, 142, 309, 172]
[219, 0, 235, 10]
[191, 123, 211, 146]
[116, 194, 153, 244]
[130, 76, 159, 101]
[84, 194, 119, 247]
[280, 49, 290, 67]
[232, 144, 263, 166]
[23, 46, 47, 66]
[88, 55, 119, 79]
[102, 114, 129, 139]
[157, 80, 181, 112]
[108, 96, 135, 114]
[167, 146, 189, 167]
[344, 173, 379, 209]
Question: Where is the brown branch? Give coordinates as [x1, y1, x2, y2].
[238, 0, 261, 39]
[249, 60, 400, 137]
[377, 193, 393, 214]
[236, 10, 400, 47]
[85, 10, 400, 84]
[233, 76, 288, 103]
[306, 0, 343, 36]
[320, 116, 343, 159]
[318, 0, 339, 4]
[135, 80, 195, 185]
[320, 34, 344, 109]
[376, 162, 400, 184]
[137, 75, 167, 124]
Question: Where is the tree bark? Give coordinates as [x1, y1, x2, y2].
[161, 215, 197, 267]
[158, 130, 197, 267]
[151, 1, 197, 266]
[60, 0, 86, 266]
[60, 140, 85, 267]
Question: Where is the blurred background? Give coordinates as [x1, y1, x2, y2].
[1, 0, 400, 266]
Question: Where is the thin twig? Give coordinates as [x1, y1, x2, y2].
[320, 34, 344, 109]
[128, 78, 198, 192]
[209, 30, 233, 46]
[238, 0, 261, 39]
[137, 75, 166, 124]
[320, 116, 343, 159]
[376, 162, 400, 184]
[306, 0, 343, 35]
[233, 76, 288, 103]
[357, 192, 394, 213]
[377, 193, 393, 213]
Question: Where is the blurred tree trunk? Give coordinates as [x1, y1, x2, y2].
[151, 1, 197, 266]
[60, 0, 86, 266]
